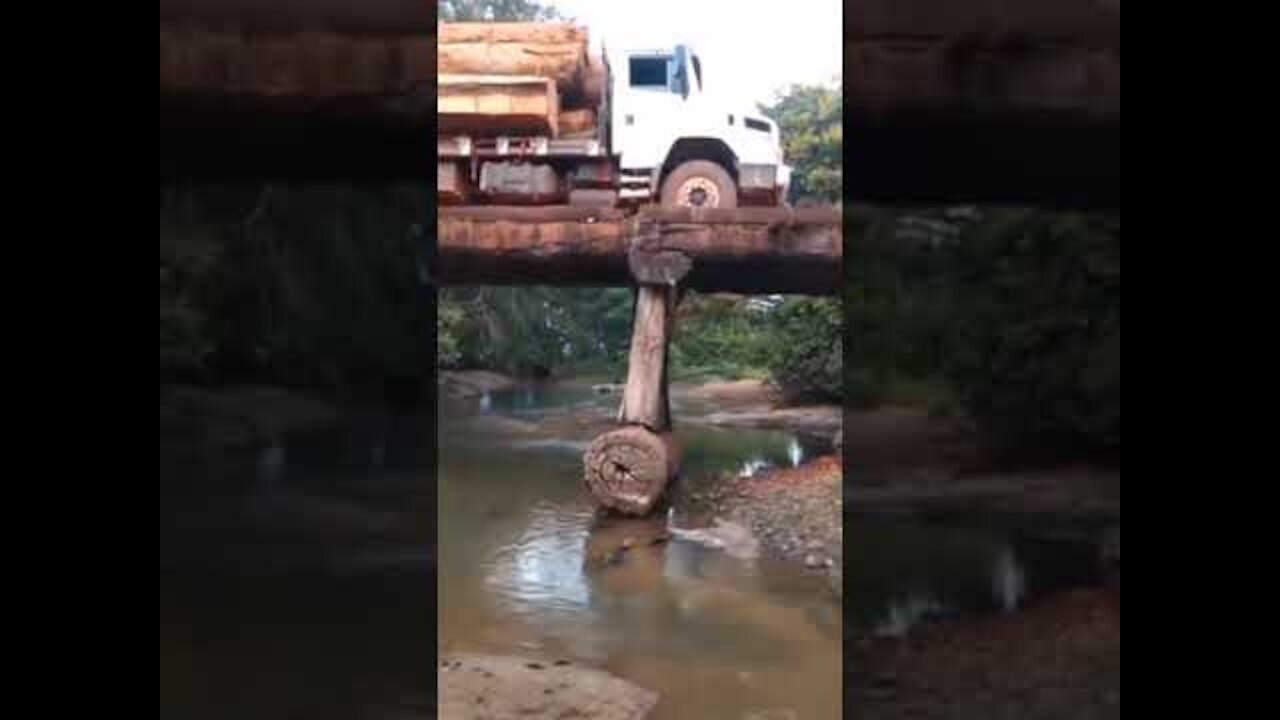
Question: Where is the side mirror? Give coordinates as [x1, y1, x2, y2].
[674, 45, 691, 100]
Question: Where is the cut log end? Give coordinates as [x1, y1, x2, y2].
[583, 427, 679, 516]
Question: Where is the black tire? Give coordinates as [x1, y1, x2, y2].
[659, 160, 738, 209]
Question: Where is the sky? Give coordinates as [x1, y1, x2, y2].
[547, 0, 842, 108]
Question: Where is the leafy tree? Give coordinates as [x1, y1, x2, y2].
[438, 0, 558, 21]
[764, 297, 843, 402]
[943, 211, 1121, 456]
[159, 183, 431, 397]
[763, 84, 843, 204]
[846, 205, 1121, 459]
[438, 286, 634, 377]
[669, 294, 771, 380]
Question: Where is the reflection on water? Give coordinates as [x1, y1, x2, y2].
[788, 437, 804, 467]
[993, 546, 1028, 613]
[255, 441, 286, 487]
[874, 594, 944, 637]
[482, 383, 596, 416]
[487, 502, 594, 613]
[849, 516, 1100, 637]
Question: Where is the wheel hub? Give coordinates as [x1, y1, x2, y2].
[676, 177, 720, 208]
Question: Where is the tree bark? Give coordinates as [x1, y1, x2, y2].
[438, 23, 586, 46]
[435, 207, 843, 294]
[619, 285, 672, 431]
[436, 42, 587, 90]
[583, 426, 679, 516]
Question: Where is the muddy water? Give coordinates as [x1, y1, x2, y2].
[439, 383, 842, 718]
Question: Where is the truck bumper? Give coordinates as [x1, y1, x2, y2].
[738, 163, 779, 191]
[738, 163, 791, 206]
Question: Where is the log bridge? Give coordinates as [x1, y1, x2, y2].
[435, 204, 842, 516]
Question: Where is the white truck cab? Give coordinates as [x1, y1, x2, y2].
[436, 32, 790, 209]
[608, 43, 791, 208]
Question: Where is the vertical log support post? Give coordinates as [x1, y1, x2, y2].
[583, 220, 691, 516]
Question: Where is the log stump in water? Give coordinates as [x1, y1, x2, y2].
[583, 426, 680, 516]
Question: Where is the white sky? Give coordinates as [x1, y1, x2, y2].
[548, 0, 842, 109]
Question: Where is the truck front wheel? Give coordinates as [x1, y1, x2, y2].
[659, 161, 738, 209]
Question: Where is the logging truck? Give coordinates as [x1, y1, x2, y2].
[437, 23, 791, 209]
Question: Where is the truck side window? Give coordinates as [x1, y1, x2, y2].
[630, 56, 672, 91]
[692, 55, 702, 92]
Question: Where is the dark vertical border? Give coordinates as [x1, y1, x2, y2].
[841, 5, 854, 718]
[422, 3, 441, 709]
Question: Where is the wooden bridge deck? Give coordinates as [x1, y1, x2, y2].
[433, 205, 843, 295]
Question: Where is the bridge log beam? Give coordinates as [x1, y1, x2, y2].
[434, 206, 842, 295]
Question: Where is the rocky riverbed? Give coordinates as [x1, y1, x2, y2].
[684, 455, 844, 597]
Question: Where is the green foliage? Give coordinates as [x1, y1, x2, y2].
[944, 212, 1121, 453]
[438, 0, 558, 21]
[437, 301, 466, 369]
[159, 184, 431, 396]
[438, 287, 634, 377]
[159, 217, 221, 375]
[669, 294, 770, 381]
[763, 297, 843, 402]
[848, 206, 1121, 457]
[763, 84, 843, 204]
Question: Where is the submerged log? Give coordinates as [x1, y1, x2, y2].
[583, 426, 680, 516]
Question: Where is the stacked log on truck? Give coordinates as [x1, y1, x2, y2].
[436, 22, 606, 139]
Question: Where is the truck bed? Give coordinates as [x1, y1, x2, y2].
[437, 74, 559, 137]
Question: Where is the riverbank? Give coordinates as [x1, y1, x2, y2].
[439, 369, 518, 398]
[846, 405, 1120, 524]
[675, 379, 842, 438]
[441, 371, 844, 441]
[852, 587, 1121, 719]
[694, 454, 845, 597]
